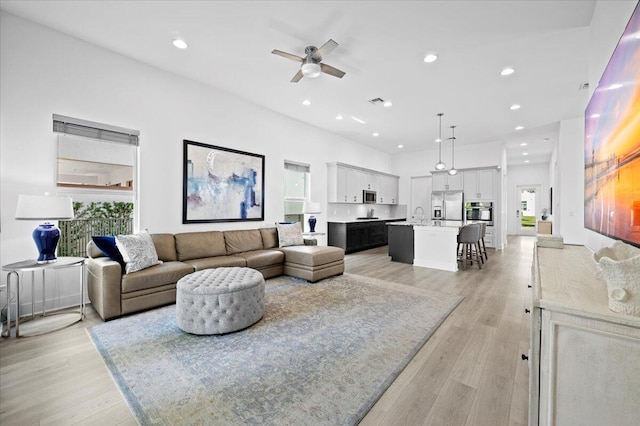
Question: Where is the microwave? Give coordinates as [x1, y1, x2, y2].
[363, 190, 377, 204]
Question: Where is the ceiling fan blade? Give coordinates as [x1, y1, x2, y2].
[290, 69, 304, 83]
[272, 49, 304, 62]
[320, 63, 346, 79]
[315, 39, 338, 58]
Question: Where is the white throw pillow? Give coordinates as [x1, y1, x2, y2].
[116, 231, 161, 274]
[276, 222, 304, 247]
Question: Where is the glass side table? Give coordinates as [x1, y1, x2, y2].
[2, 257, 85, 337]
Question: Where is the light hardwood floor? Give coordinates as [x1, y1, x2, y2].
[0, 236, 533, 425]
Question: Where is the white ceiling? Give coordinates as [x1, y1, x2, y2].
[1, 0, 596, 165]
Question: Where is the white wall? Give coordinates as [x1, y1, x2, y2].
[0, 12, 392, 308]
[506, 163, 550, 235]
[584, 0, 638, 251]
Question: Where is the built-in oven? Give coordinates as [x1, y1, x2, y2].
[363, 190, 377, 204]
[465, 201, 493, 225]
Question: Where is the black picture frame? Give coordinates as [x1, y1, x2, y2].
[182, 140, 265, 223]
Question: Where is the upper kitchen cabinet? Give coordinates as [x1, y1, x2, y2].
[378, 175, 399, 205]
[463, 169, 497, 200]
[432, 171, 463, 191]
[327, 162, 399, 204]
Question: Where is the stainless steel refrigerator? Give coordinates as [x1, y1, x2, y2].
[431, 191, 464, 221]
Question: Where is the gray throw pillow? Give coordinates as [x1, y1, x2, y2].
[116, 231, 161, 274]
[276, 222, 304, 247]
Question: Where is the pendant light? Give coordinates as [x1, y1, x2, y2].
[434, 113, 446, 170]
[448, 125, 458, 175]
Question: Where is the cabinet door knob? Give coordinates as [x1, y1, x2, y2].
[521, 354, 528, 361]
[525, 308, 530, 314]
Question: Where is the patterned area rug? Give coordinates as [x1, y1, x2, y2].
[89, 273, 463, 425]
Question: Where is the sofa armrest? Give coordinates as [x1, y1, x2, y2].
[86, 257, 123, 320]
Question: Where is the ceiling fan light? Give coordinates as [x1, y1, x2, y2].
[301, 63, 321, 78]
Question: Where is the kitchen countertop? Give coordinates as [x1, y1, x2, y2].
[327, 217, 407, 224]
[389, 220, 465, 228]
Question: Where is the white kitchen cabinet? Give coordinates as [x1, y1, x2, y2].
[378, 175, 399, 205]
[528, 244, 640, 426]
[432, 171, 463, 191]
[483, 226, 495, 248]
[346, 168, 364, 203]
[463, 169, 496, 200]
[327, 162, 399, 204]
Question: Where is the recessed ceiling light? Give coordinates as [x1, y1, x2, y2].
[336, 115, 343, 120]
[590, 113, 601, 118]
[520, 142, 528, 146]
[423, 53, 438, 63]
[383, 101, 393, 107]
[523, 152, 529, 156]
[515, 126, 524, 130]
[435, 138, 442, 143]
[397, 144, 404, 149]
[302, 99, 311, 106]
[510, 104, 521, 110]
[372, 132, 379, 137]
[351, 116, 366, 124]
[172, 39, 188, 49]
[524, 160, 530, 163]
[607, 83, 623, 90]
[501, 67, 515, 76]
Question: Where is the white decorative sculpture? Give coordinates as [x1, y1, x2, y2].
[593, 241, 640, 316]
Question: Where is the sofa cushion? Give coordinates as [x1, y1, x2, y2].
[121, 261, 194, 294]
[182, 255, 247, 271]
[116, 231, 162, 274]
[260, 227, 279, 249]
[280, 245, 345, 266]
[151, 233, 178, 261]
[225, 229, 263, 254]
[276, 222, 304, 247]
[175, 231, 226, 261]
[236, 249, 285, 269]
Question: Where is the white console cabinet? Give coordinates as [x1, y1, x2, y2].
[528, 244, 640, 426]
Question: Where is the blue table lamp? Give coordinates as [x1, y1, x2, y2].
[303, 201, 322, 233]
[15, 193, 74, 264]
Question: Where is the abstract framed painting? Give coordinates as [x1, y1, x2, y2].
[183, 140, 265, 223]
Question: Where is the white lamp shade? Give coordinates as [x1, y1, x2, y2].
[15, 194, 74, 220]
[303, 201, 322, 214]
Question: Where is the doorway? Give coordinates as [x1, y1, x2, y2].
[516, 185, 541, 236]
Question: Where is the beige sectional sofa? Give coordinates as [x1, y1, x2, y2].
[86, 227, 345, 320]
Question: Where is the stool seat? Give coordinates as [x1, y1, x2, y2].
[176, 267, 265, 335]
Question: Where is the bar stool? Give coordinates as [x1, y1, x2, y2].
[478, 222, 488, 263]
[457, 224, 482, 270]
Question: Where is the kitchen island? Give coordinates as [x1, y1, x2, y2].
[388, 221, 463, 272]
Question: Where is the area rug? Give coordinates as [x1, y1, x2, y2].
[89, 273, 463, 425]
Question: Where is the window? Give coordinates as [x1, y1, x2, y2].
[283, 161, 310, 223]
[54, 115, 139, 256]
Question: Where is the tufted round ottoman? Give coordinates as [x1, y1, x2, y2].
[176, 267, 265, 335]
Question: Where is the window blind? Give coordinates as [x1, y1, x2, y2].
[53, 114, 139, 146]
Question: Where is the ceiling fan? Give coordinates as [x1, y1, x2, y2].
[272, 39, 346, 83]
